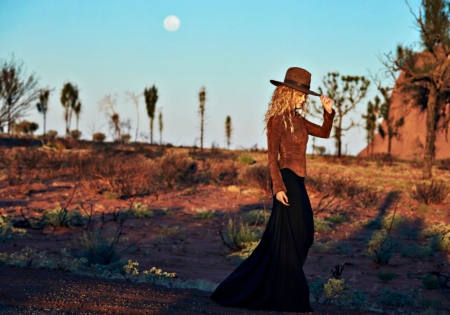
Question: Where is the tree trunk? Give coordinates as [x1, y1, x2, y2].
[422, 84, 438, 179]
[200, 115, 204, 152]
[150, 118, 153, 144]
[388, 135, 392, 155]
[43, 114, 46, 138]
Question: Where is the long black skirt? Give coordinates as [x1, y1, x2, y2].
[210, 168, 314, 313]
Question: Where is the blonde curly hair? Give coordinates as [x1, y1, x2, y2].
[264, 85, 308, 135]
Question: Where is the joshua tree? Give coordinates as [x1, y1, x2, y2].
[198, 86, 206, 151]
[36, 89, 50, 137]
[158, 109, 163, 145]
[383, 0, 450, 178]
[60, 82, 80, 137]
[0, 57, 40, 134]
[362, 95, 380, 157]
[225, 115, 232, 149]
[144, 85, 158, 144]
[317, 73, 370, 157]
[73, 100, 82, 134]
[125, 92, 141, 142]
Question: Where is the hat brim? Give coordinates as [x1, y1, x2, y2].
[270, 80, 321, 97]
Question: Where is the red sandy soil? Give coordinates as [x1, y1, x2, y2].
[0, 147, 449, 313]
[0, 265, 383, 315]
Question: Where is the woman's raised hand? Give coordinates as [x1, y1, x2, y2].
[276, 191, 290, 206]
[320, 95, 333, 114]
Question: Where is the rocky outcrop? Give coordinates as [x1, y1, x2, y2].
[358, 76, 450, 160]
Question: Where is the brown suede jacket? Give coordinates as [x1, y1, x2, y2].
[267, 108, 335, 195]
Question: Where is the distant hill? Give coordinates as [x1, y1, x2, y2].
[358, 74, 450, 160]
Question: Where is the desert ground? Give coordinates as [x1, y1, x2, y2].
[0, 138, 449, 314]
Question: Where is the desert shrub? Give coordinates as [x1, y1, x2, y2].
[75, 229, 122, 265]
[376, 289, 416, 307]
[400, 244, 435, 258]
[123, 260, 139, 275]
[367, 230, 393, 264]
[70, 130, 82, 139]
[421, 223, 450, 251]
[93, 132, 106, 142]
[143, 266, 177, 285]
[309, 279, 325, 303]
[242, 209, 267, 225]
[381, 213, 405, 230]
[331, 178, 362, 199]
[355, 188, 380, 209]
[0, 214, 25, 242]
[410, 180, 450, 205]
[365, 216, 382, 229]
[376, 270, 397, 283]
[46, 130, 58, 139]
[238, 163, 271, 196]
[323, 278, 346, 304]
[131, 203, 154, 218]
[173, 279, 218, 292]
[305, 174, 329, 193]
[311, 240, 335, 252]
[219, 216, 261, 251]
[227, 241, 260, 261]
[400, 226, 420, 240]
[315, 217, 331, 232]
[238, 152, 255, 165]
[422, 273, 440, 290]
[420, 298, 442, 310]
[43, 206, 87, 228]
[328, 214, 346, 224]
[207, 160, 239, 186]
[437, 158, 450, 171]
[84, 154, 156, 198]
[15, 120, 39, 135]
[334, 241, 354, 255]
[193, 208, 215, 219]
[158, 152, 197, 188]
[121, 134, 131, 143]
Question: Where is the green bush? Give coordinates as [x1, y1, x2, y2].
[315, 217, 331, 232]
[93, 132, 106, 142]
[70, 129, 82, 139]
[422, 274, 440, 290]
[377, 289, 416, 307]
[376, 270, 397, 283]
[367, 230, 393, 264]
[238, 153, 255, 165]
[242, 209, 267, 225]
[219, 216, 261, 251]
[421, 223, 450, 251]
[381, 213, 405, 230]
[193, 209, 215, 220]
[0, 214, 26, 242]
[43, 206, 87, 228]
[328, 214, 346, 224]
[420, 298, 442, 310]
[75, 229, 122, 265]
[410, 180, 450, 205]
[131, 203, 154, 218]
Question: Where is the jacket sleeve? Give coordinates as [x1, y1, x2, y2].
[267, 117, 287, 194]
[305, 108, 335, 138]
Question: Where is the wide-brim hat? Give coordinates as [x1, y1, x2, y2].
[270, 67, 320, 96]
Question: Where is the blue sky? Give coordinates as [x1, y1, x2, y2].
[0, 0, 422, 154]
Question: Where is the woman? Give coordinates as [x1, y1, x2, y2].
[210, 67, 334, 313]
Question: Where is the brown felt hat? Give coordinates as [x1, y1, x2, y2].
[270, 67, 320, 96]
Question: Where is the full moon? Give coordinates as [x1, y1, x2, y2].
[163, 16, 180, 32]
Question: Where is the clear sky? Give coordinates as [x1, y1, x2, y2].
[0, 0, 422, 154]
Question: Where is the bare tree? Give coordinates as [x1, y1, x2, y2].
[383, 0, 450, 178]
[99, 94, 120, 141]
[144, 85, 158, 144]
[36, 89, 51, 137]
[0, 57, 40, 134]
[125, 92, 141, 142]
[317, 73, 370, 157]
[198, 86, 206, 152]
[225, 115, 232, 149]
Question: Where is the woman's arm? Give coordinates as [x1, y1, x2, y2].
[305, 108, 335, 138]
[267, 116, 287, 194]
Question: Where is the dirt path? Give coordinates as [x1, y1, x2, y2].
[0, 266, 384, 315]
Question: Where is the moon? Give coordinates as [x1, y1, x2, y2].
[164, 16, 180, 32]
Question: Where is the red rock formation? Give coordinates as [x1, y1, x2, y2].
[358, 75, 450, 160]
